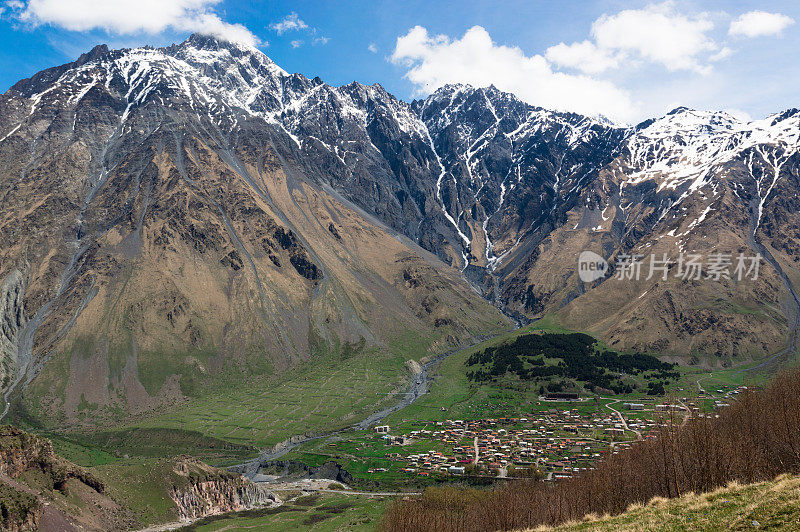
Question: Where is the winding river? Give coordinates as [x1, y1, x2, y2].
[229, 332, 508, 479]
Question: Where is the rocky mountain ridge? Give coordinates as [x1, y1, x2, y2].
[0, 34, 798, 434]
[0, 425, 115, 530]
[0, 33, 509, 431]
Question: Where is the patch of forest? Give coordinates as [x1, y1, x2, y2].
[465, 332, 678, 394]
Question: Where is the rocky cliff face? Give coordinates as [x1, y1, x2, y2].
[0, 428, 47, 531]
[0, 484, 41, 532]
[0, 425, 53, 478]
[0, 425, 104, 493]
[169, 456, 276, 520]
[0, 430, 44, 532]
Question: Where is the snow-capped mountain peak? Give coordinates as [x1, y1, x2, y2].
[626, 105, 800, 188]
[2, 35, 798, 281]
[1, 35, 799, 362]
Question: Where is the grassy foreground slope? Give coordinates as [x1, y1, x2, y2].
[540, 474, 800, 531]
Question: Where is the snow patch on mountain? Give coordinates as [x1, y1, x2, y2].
[12, 35, 800, 276]
[623, 107, 800, 235]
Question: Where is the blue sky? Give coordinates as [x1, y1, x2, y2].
[0, 1, 797, 122]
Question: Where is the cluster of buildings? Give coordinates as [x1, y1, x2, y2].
[360, 385, 750, 481]
[374, 409, 660, 478]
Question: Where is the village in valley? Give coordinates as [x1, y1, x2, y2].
[372, 408, 635, 481]
[283, 383, 751, 487]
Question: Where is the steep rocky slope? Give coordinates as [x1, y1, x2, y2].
[406, 90, 800, 364]
[544, 109, 800, 363]
[0, 34, 798, 437]
[0, 34, 508, 433]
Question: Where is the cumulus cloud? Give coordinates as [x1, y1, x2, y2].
[7, 0, 261, 46]
[391, 25, 636, 122]
[591, 2, 718, 74]
[729, 11, 795, 38]
[269, 12, 307, 35]
[544, 40, 620, 74]
[268, 12, 326, 45]
[547, 2, 723, 75]
[368, 42, 378, 53]
[545, 4, 795, 78]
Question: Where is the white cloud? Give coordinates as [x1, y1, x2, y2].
[546, 2, 727, 75]
[391, 25, 636, 122]
[269, 11, 326, 45]
[368, 42, 378, 53]
[8, 0, 261, 47]
[269, 12, 307, 35]
[590, 2, 719, 74]
[709, 46, 732, 62]
[729, 11, 795, 38]
[545, 40, 619, 74]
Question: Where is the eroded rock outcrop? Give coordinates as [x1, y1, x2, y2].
[0, 483, 41, 532]
[169, 456, 276, 521]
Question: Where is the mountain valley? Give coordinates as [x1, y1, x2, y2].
[0, 32, 798, 466]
